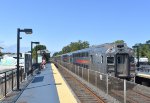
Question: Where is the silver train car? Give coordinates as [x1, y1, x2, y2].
[54, 43, 136, 79]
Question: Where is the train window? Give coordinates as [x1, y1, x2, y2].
[79, 53, 81, 57]
[117, 57, 121, 63]
[84, 52, 86, 57]
[101, 56, 103, 63]
[86, 52, 89, 57]
[117, 56, 125, 64]
[79, 53, 80, 57]
[81, 53, 83, 57]
[107, 57, 114, 63]
[81, 53, 84, 57]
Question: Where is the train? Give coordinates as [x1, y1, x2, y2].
[54, 43, 136, 79]
[135, 65, 150, 86]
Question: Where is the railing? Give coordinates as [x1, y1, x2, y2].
[54, 60, 150, 103]
[0, 67, 25, 100]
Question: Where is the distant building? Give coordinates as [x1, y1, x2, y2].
[135, 57, 149, 66]
[135, 57, 149, 63]
[0, 53, 17, 66]
[1, 53, 26, 66]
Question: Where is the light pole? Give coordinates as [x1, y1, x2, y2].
[17, 28, 32, 90]
[31, 41, 40, 73]
[133, 46, 139, 67]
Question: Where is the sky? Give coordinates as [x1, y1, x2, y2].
[0, 0, 150, 55]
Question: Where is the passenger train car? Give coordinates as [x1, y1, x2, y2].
[54, 43, 136, 79]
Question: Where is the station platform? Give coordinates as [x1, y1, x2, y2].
[16, 63, 78, 103]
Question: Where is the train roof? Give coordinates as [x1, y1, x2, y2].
[72, 43, 128, 52]
[60, 42, 133, 56]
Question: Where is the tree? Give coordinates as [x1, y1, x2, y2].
[81, 41, 89, 49]
[133, 41, 150, 61]
[32, 45, 46, 60]
[70, 41, 79, 51]
[69, 40, 89, 52]
[0, 52, 3, 56]
[146, 40, 150, 44]
[52, 52, 59, 57]
[62, 45, 71, 54]
[114, 40, 124, 44]
[0, 47, 4, 56]
[53, 40, 90, 57]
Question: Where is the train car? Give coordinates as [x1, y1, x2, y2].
[62, 54, 69, 62]
[135, 65, 150, 86]
[53, 55, 61, 62]
[56, 43, 135, 79]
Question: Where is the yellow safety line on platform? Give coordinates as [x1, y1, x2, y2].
[51, 64, 78, 103]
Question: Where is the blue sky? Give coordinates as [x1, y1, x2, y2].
[0, 0, 150, 54]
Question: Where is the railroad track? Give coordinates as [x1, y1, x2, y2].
[126, 90, 150, 103]
[111, 89, 150, 103]
[55, 63, 106, 103]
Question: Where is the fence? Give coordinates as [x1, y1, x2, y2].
[55, 61, 150, 103]
[0, 67, 25, 100]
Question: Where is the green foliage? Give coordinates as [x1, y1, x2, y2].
[133, 40, 150, 61]
[62, 45, 71, 54]
[32, 45, 46, 59]
[114, 40, 124, 44]
[69, 40, 89, 52]
[0, 47, 3, 56]
[0, 52, 3, 56]
[146, 40, 150, 44]
[53, 52, 59, 57]
[52, 40, 90, 57]
[33, 45, 46, 51]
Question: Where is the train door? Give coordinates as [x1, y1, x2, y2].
[90, 55, 93, 64]
[90, 55, 93, 70]
[115, 53, 130, 78]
